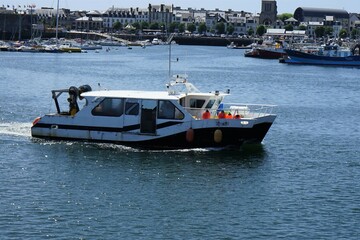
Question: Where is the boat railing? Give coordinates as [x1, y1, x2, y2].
[184, 104, 276, 120]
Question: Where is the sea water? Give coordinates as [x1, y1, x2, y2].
[0, 45, 359, 239]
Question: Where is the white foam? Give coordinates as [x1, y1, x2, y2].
[0, 122, 32, 137]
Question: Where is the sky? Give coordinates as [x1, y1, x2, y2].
[2, 0, 360, 14]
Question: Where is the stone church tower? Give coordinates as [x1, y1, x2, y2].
[259, 0, 278, 26]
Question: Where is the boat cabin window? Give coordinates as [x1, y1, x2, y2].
[205, 99, 216, 109]
[190, 99, 206, 109]
[92, 98, 124, 117]
[158, 100, 184, 119]
[125, 101, 139, 115]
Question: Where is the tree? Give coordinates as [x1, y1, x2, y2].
[339, 29, 348, 38]
[247, 28, 254, 36]
[284, 24, 293, 31]
[315, 26, 325, 38]
[141, 21, 149, 30]
[198, 23, 207, 34]
[132, 22, 140, 30]
[113, 21, 122, 32]
[149, 22, 159, 30]
[187, 23, 196, 33]
[351, 29, 359, 39]
[178, 23, 185, 33]
[215, 22, 225, 35]
[227, 24, 235, 35]
[324, 27, 333, 37]
[169, 22, 178, 33]
[298, 25, 307, 30]
[278, 13, 293, 22]
[256, 25, 266, 36]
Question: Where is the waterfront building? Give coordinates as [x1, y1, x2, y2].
[102, 7, 148, 32]
[75, 11, 103, 32]
[304, 21, 324, 38]
[0, 1, 358, 41]
[193, 9, 207, 26]
[284, 17, 298, 27]
[294, 7, 349, 32]
[35, 7, 71, 31]
[173, 7, 195, 30]
[349, 13, 360, 34]
[205, 9, 227, 34]
[259, 0, 278, 27]
[0, 6, 35, 40]
[265, 28, 306, 40]
[148, 4, 173, 30]
[227, 11, 256, 35]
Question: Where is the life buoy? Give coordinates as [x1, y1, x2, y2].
[214, 129, 223, 143]
[186, 128, 194, 142]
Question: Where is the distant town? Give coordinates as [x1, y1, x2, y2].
[0, 0, 360, 41]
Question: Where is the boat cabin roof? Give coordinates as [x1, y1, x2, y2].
[81, 90, 227, 101]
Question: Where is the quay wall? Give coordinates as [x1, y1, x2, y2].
[2, 31, 255, 47]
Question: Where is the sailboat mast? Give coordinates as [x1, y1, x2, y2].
[168, 40, 172, 79]
[55, 0, 60, 45]
[168, 33, 175, 79]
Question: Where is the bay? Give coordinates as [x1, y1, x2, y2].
[0, 45, 359, 239]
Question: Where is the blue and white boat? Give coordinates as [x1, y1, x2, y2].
[281, 44, 360, 66]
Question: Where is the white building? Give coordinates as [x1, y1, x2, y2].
[103, 7, 148, 30]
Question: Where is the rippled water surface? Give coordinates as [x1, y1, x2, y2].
[1, 45, 359, 239]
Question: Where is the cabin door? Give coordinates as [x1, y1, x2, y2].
[140, 100, 157, 134]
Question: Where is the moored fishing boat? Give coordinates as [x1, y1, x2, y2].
[227, 42, 253, 49]
[244, 42, 286, 59]
[280, 44, 360, 66]
[31, 75, 276, 150]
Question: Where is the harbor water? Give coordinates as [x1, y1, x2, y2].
[0, 45, 359, 239]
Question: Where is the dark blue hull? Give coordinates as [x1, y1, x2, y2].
[32, 122, 273, 150]
[283, 49, 360, 66]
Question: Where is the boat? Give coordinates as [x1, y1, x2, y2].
[80, 43, 102, 51]
[96, 39, 126, 47]
[280, 44, 360, 66]
[0, 46, 9, 51]
[151, 38, 160, 45]
[244, 39, 288, 59]
[31, 75, 276, 150]
[0, 41, 10, 51]
[31, 34, 276, 150]
[244, 42, 287, 59]
[227, 42, 253, 49]
[58, 42, 82, 53]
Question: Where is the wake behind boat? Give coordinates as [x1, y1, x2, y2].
[31, 75, 276, 150]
